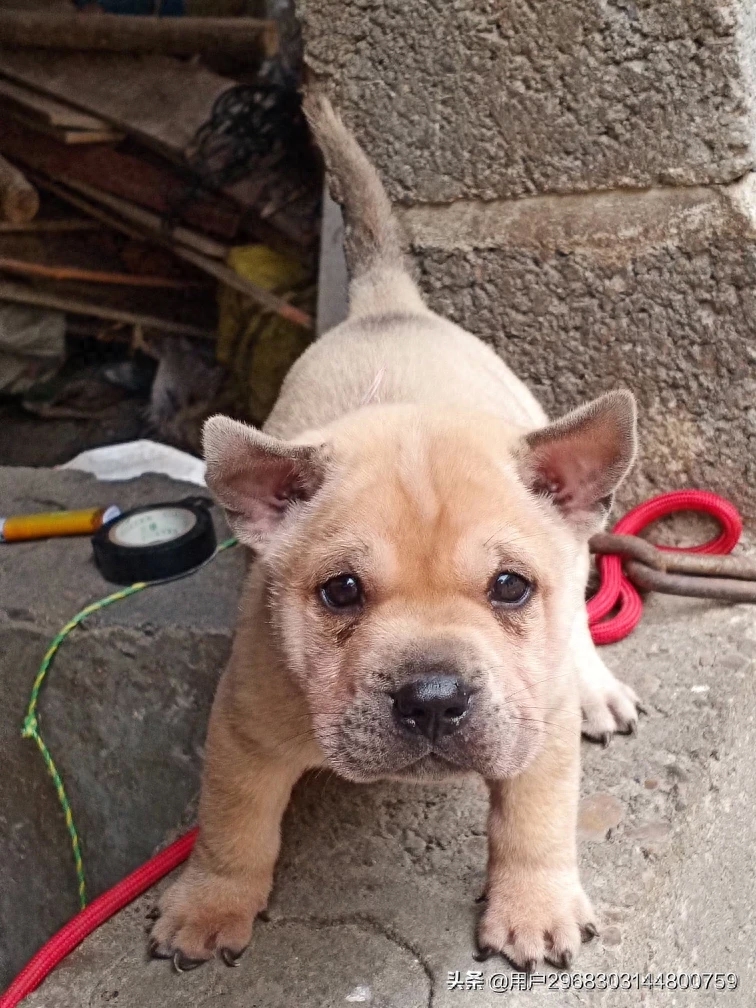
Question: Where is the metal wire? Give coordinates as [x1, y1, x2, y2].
[166, 82, 311, 230]
[189, 83, 307, 191]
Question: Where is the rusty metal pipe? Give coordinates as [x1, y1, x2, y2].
[590, 532, 756, 581]
[624, 561, 756, 604]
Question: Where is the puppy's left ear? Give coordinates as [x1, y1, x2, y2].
[519, 390, 637, 535]
[203, 415, 326, 549]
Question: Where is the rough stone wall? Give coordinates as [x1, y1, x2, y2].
[302, 0, 756, 202]
[300, 0, 756, 519]
[401, 182, 756, 509]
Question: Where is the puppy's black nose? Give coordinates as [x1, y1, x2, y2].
[393, 675, 471, 741]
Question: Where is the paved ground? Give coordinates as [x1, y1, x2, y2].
[14, 557, 756, 1005]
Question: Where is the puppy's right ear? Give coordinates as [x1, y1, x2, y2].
[202, 415, 326, 549]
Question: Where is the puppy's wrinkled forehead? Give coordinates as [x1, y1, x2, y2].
[289, 406, 565, 585]
[392, 418, 445, 525]
[202, 391, 636, 564]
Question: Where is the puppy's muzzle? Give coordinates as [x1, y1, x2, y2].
[392, 674, 471, 742]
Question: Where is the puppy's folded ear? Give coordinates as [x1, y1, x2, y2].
[518, 390, 637, 535]
[203, 415, 326, 548]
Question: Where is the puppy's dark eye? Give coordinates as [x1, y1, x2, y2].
[489, 572, 532, 607]
[320, 574, 363, 610]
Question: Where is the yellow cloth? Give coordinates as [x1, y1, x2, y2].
[216, 244, 314, 426]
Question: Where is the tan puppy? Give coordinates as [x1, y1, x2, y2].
[150, 94, 640, 972]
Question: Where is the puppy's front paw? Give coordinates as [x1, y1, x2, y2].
[150, 864, 263, 970]
[477, 870, 597, 970]
[579, 659, 641, 743]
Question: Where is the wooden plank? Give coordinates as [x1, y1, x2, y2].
[0, 280, 215, 340]
[61, 181, 313, 330]
[32, 174, 152, 244]
[2, 108, 124, 145]
[0, 154, 38, 224]
[65, 180, 230, 260]
[0, 13, 278, 60]
[0, 218, 100, 233]
[0, 77, 111, 130]
[0, 51, 236, 159]
[29, 175, 313, 330]
[0, 114, 241, 240]
[0, 256, 200, 289]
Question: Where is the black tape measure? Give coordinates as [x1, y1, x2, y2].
[92, 497, 216, 585]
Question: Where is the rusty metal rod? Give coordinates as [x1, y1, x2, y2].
[624, 561, 756, 604]
[590, 532, 756, 581]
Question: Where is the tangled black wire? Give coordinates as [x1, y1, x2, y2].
[163, 82, 312, 235]
[187, 83, 308, 192]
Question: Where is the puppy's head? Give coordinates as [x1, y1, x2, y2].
[204, 393, 635, 782]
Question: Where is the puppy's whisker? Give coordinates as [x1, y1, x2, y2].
[509, 704, 583, 721]
[507, 717, 575, 740]
[500, 670, 573, 703]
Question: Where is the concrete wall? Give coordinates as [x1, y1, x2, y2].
[300, 0, 756, 519]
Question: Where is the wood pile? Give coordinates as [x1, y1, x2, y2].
[0, 8, 319, 357]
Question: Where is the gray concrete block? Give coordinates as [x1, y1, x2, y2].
[399, 176, 756, 519]
[300, 0, 756, 203]
[0, 468, 245, 987]
[19, 592, 756, 1006]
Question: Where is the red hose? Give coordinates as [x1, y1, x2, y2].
[1, 490, 744, 1007]
[0, 829, 197, 1008]
[588, 490, 742, 645]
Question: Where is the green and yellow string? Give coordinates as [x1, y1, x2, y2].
[21, 537, 237, 910]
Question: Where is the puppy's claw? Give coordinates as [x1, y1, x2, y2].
[523, 958, 537, 974]
[220, 946, 247, 967]
[474, 892, 488, 904]
[256, 909, 271, 922]
[558, 950, 573, 970]
[148, 938, 172, 960]
[581, 923, 599, 942]
[173, 951, 206, 973]
[600, 732, 611, 748]
[579, 661, 643, 740]
[473, 944, 495, 962]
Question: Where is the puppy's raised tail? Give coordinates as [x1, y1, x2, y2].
[302, 90, 425, 317]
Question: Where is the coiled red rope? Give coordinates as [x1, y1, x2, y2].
[1, 490, 744, 1007]
[588, 489, 742, 645]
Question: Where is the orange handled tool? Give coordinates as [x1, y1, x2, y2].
[0, 505, 120, 542]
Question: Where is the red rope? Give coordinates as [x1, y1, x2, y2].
[1, 490, 744, 1007]
[0, 829, 197, 1008]
[588, 490, 742, 645]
